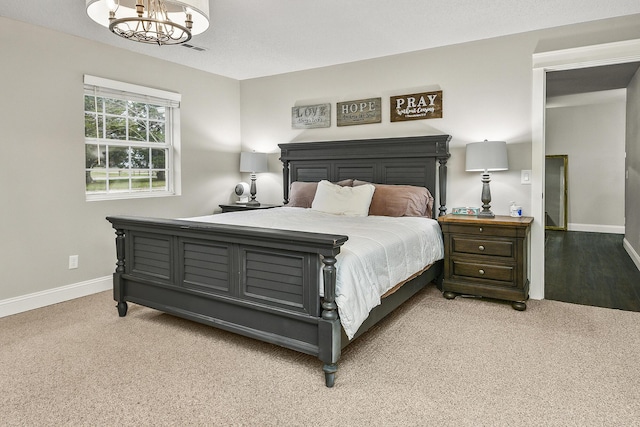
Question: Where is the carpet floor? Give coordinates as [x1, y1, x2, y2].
[2, 285, 639, 426]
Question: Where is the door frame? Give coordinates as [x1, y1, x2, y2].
[530, 39, 640, 300]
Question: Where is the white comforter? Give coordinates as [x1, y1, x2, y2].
[186, 207, 443, 339]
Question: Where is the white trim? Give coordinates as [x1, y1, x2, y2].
[533, 39, 640, 70]
[567, 223, 625, 234]
[84, 74, 181, 103]
[0, 276, 111, 318]
[530, 67, 546, 300]
[171, 106, 182, 196]
[86, 190, 177, 202]
[623, 238, 640, 272]
[531, 38, 640, 301]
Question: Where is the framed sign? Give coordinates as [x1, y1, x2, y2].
[337, 97, 382, 126]
[291, 103, 331, 129]
[390, 91, 442, 122]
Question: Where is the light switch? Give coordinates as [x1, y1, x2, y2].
[521, 170, 532, 185]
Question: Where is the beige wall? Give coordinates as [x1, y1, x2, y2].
[546, 92, 627, 231]
[240, 33, 537, 216]
[0, 17, 242, 301]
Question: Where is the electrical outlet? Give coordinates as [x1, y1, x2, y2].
[69, 255, 79, 269]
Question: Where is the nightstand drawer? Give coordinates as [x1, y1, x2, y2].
[452, 237, 514, 257]
[447, 224, 518, 238]
[452, 260, 514, 283]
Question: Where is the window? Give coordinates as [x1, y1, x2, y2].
[84, 75, 181, 200]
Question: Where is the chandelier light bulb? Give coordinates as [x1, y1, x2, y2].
[105, 0, 118, 12]
[185, 7, 193, 30]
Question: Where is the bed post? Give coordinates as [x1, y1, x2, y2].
[319, 254, 341, 387]
[438, 157, 448, 217]
[433, 137, 451, 218]
[282, 159, 290, 205]
[113, 227, 128, 317]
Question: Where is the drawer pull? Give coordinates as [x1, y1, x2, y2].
[479, 227, 483, 232]
[479, 269, 485, 275]
[478, 245, 485, 251]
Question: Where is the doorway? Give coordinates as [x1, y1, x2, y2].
[543, 64, 635, 306]
[530, 39, 640, 301]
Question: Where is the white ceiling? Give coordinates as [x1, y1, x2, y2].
[1, 1, 640, 80]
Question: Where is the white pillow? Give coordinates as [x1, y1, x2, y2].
[311, 180, 375, 216]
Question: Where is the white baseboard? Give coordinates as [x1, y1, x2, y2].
[0, 276, 111, 318]
[623, 238, 640, 272]
[567, 223, 625, 234]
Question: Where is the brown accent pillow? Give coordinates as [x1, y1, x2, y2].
[287, 179, 354, 208]
[353, 180, 434, 217]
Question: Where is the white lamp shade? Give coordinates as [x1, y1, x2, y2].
[465, 140, 509, 172]
[240, 152, 268, 173]
[86, 0, 210, 35]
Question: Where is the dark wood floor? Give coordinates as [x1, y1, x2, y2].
[545, 230, 640, 311]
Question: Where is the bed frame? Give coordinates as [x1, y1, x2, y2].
[107, 135, 451, 387]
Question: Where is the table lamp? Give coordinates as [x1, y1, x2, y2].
[465, 140, 508, 218]
[240, 151, 268, 206]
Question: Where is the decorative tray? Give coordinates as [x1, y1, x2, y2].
[451, 207, 480, 216]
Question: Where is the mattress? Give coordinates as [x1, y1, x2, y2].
[186, 207, 444, 339]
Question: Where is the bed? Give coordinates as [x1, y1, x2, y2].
[106, 134, 451, 387]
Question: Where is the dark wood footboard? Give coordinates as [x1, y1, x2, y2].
[108, 215, 348, 385]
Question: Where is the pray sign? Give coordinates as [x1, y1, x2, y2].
[390, 91, 442, 122]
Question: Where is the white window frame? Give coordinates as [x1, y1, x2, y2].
[84, 75, 182, 201]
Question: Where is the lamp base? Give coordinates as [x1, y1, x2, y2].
[477, 209, 495, 218]
[478, 172, 494, 218]
[246, 173, 261, 206]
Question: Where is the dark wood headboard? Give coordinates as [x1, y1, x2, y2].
[278, 135, 451, 218]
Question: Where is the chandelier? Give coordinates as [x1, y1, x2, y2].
[86, 0, 210, 46]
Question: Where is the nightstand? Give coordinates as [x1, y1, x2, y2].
[219, 203, 282, 213]
[438, 214, 533, 310]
